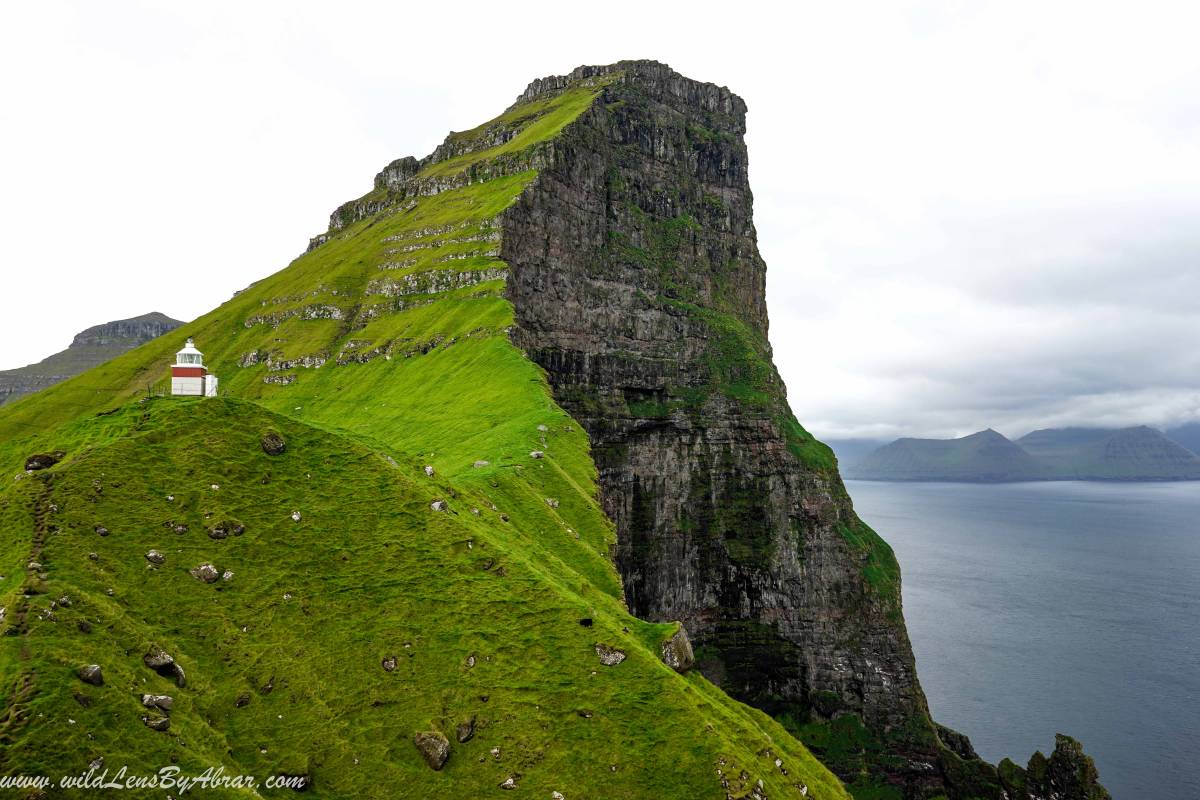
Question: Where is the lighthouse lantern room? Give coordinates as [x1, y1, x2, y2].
[171, 338, 219, 397]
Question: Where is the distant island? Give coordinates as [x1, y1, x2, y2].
[842, 426, 1200, 482]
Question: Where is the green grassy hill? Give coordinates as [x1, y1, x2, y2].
[0, 71, 846, 799]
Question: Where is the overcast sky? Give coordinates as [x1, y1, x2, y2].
[3, 1, 1198, 440]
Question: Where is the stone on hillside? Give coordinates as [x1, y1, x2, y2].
[142, 715, 170, 732]
[537, 424, 549, 432]
[94, 525, 110, 537]
[261, 432, 287, 456]
[455, 716, 476, 743]
[77, 664, 103, 686]
[381, 656, 397, 672]
[235, 692, 251, 708]
[530, 450, 544, 459]
[141, 694, 173, 712]
[57, 595, 72, 608]
[221, 570, 234, 581]
[143, 645, 186, 687]
[473, 460, 489, 468]
[25, 451, 65, 471]
[208, 520, 245, 539]
[594, 643, 626, 666]
[499, 776, 518, 790]
[291, 511, 302, 522]
[413, 730, 450, 770]
[545, 497, 559, 508]
[424, 465, 435, 477]
[430, 500, 447, 512]
[660, 625, 695, 673]
[145, 550, 165, 565]
[190, 563, 219, 584]
[552, 792, 564, 800]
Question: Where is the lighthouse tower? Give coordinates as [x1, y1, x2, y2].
[171, 338, 218, 397]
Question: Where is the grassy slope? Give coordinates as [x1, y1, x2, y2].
[0, 79, 847, 798]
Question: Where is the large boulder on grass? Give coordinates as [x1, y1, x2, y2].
[413, 730, 450, 770]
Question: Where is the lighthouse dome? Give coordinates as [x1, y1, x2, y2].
[175, 338, 204, 366]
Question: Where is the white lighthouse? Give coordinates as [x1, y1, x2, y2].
[171, 338, 218, 397]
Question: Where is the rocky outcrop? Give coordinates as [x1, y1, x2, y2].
[0, 312, 182, 406]
[500, 60, 1108, 798]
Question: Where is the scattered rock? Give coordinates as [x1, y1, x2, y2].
[87, 552, 98, 561]
[381, 656, 397, 672]
[77, 664, 103, 686]
[660, 625, 695, 673]
[413, 730, 450, 770]
[455, 716, 476, 743]
[471, 508, 480, 515]
[94, 525, 110, 537]
[430, 500, 447, 512]
[473, 460, 490, 468]
[143, 645, 186, 687]
[291, 511, 302, 522]
[142, 715, 170, 732]
[545, 497, 559, 508]
[56, 595, 72, 608]
[594, 643, 626, 666]
[424, 465, 435, 477]
[25, 451, 65, 471]
[190, 563, 219, 584]
[221, 570, 234, 582]
[261, 432, 287, 456]
[77, 620, 92, 633]
[530, 450, 544, 459]
[490, 746, 501, 760]
[208, 520, 245, 539]
[537, 424, 549, 432]
[235, 692, 251, 708]
[552, 792, 565, 800]
[141, 694, 173, 712]
[499, 776, 518, 790]
[578, 618, 593, 627]
[145, 550, 165, 565]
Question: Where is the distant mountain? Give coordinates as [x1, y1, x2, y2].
[825, 438, 890, 471]
[1018, 426, 1200, 480]
[1165, 422, 1200, 456]
[0, 312, 182, 406]
[846, 429, 1046, 482]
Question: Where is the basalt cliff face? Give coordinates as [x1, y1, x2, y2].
[499, 61, 1108, 799]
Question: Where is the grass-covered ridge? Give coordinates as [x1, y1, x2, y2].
[0, 74, 848, 798]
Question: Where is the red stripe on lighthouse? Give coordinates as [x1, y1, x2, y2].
[172, 367, 206, 377]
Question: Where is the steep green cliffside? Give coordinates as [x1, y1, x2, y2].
[499, 61, 1108, 799]
[0, 65, 846, 800]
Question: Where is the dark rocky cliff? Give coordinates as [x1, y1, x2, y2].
[0, 312, 182, 406]
[500, 60, 1108, 799]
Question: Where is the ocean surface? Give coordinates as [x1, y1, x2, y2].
[845, 480, 1200, 800]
